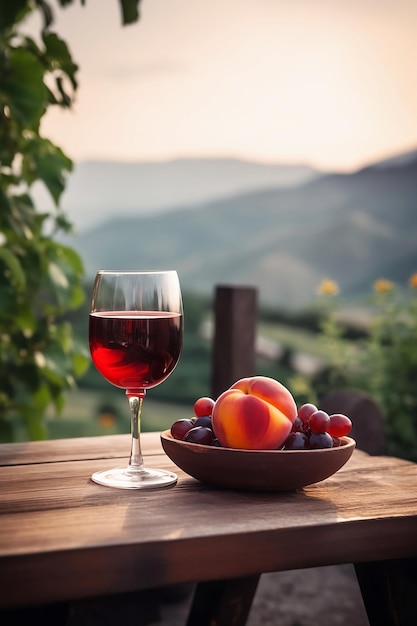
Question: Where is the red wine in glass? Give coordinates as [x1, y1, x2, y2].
[88, 271, 183, 489]
[89, 311, 182, 390]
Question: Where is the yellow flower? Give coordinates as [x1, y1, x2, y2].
[317, 279, 339, 296]
[409, 273, 417, 289]
[98, 412, 116, 428]
[373, 278, 394, 293]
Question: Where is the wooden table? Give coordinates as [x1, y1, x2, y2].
[1, 432, 417, 625]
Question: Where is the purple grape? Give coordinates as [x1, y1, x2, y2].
[283, 432, 309, 450]
[291, 416, 304, 433]
[171, 418, 196, 440]
[183, 426, 215, 445]
[309, 432, 334, 449]
[194, 415, 213, 428]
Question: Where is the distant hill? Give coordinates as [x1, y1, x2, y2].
[32, 157, 320, 231]
[68, 149, 417, 310]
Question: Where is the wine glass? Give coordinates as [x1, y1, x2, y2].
[88, 270, 183, 489]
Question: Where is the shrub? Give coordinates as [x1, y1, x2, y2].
[314, 275, 417, 461]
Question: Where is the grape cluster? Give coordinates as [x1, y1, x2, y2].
[170, 396, 219, 446]
[283, 403, 352, 450]
[170, 397, 352, 451]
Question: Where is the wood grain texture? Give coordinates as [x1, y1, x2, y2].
[0, 432, 161, 466]
[1, 434, 417, 609]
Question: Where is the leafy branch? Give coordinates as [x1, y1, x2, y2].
[0, 0, 142, 440]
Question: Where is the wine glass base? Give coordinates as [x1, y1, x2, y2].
[91, 466, 178, 490]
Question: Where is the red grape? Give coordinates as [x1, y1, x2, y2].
[171, 418, 196, 440]
[298, 403, 318, 423]
[327, 413, 352, 437]
[194, 396, 215, 418]
[309, 410, 330, 433]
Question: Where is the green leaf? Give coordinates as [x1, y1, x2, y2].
[72, 345, 91, 378]
[55, 75, 71, 107]
[48, 260, 70, 290]
[23, 136, 73, 205]
[1, 48, 47, 128]
[35, 346, 72, 387]
[43, 242, 85, 310]
[21, 405, 49, 440]
[0, 0, 30, 30]
[36, 0, 54, 31]
[0, 247, 26, 292]
[42, 31, 79, 91]
[51, 389, 66, 415]
[119, 0, 142, 25]
[14, 303, 36, 333]
[68, 283, 85, 309]
[31, 383, 52, 412]
[0, 285, 19, 317]
[56, 243, 85, 275]
[53, 320, 73, 347]
[57, 0, 79, 8]
[55, 212, 75, 233]
[5, 193, 39, 239]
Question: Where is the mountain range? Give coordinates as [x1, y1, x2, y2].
[62, 149, 417, 310]
[33, 157, 319, 231]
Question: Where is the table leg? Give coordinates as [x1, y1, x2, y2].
[186, 575, 260, 626]
[354, 557, 417, 626]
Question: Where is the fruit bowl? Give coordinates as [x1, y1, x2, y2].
[160, 430, 356, 491]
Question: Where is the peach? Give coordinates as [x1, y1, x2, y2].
[212, 376, 297, 450]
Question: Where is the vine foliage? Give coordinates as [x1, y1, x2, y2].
[0, 0, 141, 440]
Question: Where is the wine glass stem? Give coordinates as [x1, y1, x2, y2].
[127, 392, 145, 471]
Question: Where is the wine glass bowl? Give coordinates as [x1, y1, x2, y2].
[89, 270, 183, 489]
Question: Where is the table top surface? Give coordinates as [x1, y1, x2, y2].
[1, 432, 417, 609]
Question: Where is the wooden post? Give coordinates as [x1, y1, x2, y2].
[211, 285, 257, 399]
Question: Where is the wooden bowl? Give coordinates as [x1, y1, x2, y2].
[160, 430, 356, 491]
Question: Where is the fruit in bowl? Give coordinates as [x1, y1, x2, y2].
[169, 375, 352, 451]
[164, 375, 355, 490]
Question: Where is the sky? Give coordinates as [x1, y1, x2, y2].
[25, 0, 417, 172]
